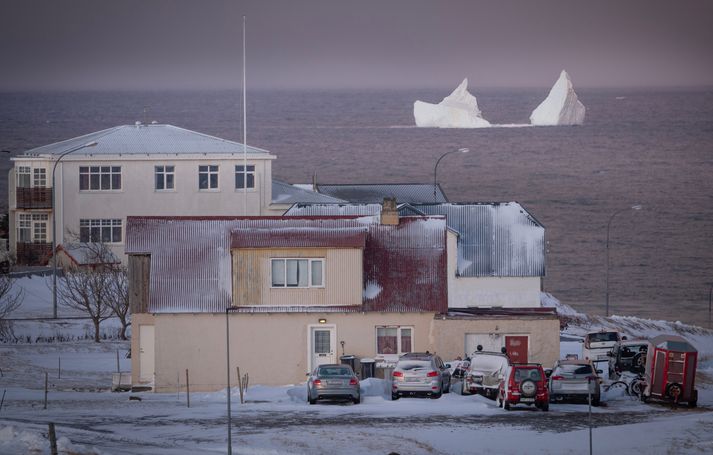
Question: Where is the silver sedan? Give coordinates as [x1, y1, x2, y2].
[307, 364, 360, 405]
[549, 360, 602, 406]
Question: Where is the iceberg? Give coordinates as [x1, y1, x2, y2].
[530, 70, 585, 126]
[414, 78, 491, 128]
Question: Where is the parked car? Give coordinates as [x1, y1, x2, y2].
[450, 359, 470, 380]
[307, 364, 360, 405]
[462, 351, 510, 399]
[608, 339, 648, 379]
[497, 364, 549, 411]
[391, 352, 451, 400]
[583, 330, 621, 363]
[549, 359, 601, 406]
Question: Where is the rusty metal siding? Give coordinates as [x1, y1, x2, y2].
[363, 217, 448, 313]
[231, 226, 367, 249]
[415, 203, 545, 277]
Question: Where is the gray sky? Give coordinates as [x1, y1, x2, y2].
[1, 0, 712, 90]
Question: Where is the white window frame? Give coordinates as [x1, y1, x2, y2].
[16, 213, 49, 242]
[79, 219, 123, 244]
[79, 165, 122, 191]
[16, 166, 31, 188]
[33, 168, 47, 188]
[235, 165, 256, 191]
[270, 258, 325, 288]
[155, 165, 175, 191]
[198, 164, 219, 191]
[376, 326, 414, 356]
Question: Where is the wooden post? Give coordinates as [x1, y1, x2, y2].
[58, 357, 61, 379]
[44, 372, 48, 410]
[48, 423, 58, 455]
[185, 369, 190, 408]
[176, 371, 180, 401]
[116, 350, 120, 373]
[0, 389, 6, 412]
[237, 367, 244, 404]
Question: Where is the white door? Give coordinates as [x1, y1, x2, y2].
[465, 333, 503, 357]
[310, 326, 336, 370]
[139, 325, 155, 383]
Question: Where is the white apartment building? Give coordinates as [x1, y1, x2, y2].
[7, 123, 340, 265]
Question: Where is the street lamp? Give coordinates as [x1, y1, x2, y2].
[433, 148, 469, 203]
[51, 141, 98, 319]
[605, 204, 642, 317]
[225, 305, 240, 455]
[708, 283, 712, 329]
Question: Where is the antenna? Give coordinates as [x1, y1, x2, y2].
[242, 15, 248, 215]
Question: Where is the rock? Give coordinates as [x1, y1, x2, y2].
[530, 70, 586, 126]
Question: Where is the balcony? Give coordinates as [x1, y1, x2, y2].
[16, 242, 53, 266]
[16, 187, 52, 209]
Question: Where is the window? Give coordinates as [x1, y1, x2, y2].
[17, 167, 31, 188]
[235, 165, 255, 189]
[271, 258, 324, 288]
[79, 166, 121, 191]
[377, 326, 413, 355]
[33, 168, 47, 187]
[199, 165, 219, 190]
[17, 213, 48, 242]
[80, 219, 122, 243]
[155, 165, 175, 191]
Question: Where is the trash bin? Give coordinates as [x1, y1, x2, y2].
[361, 358, 376, 379]
[340, 355, 357, 372]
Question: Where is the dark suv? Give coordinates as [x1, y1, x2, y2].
[497, 363, 549, 411]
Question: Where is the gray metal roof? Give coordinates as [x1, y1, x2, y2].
[316, 183, 448, 204]
[284, 202, 545, 278]
[20, 124, 272, 157]
[272, 181, 346, 205]
[414, 203, 545, 277]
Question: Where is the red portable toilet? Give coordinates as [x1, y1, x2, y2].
[642, 335, 698, 407]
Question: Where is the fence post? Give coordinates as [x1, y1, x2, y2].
[44, 372, 48, 410]
[185, 369, 190, 408]
[48, 422, 58, 455]
[58, 357, 61, 379]
[237, 367, 244, 404]
[0, 389, 6, 412]
[117, 350, 121, 374]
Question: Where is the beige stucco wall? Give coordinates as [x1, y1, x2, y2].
[232, 248, 363, 306]
[133, 311, 560, 392]
[447, 229, 541, 308]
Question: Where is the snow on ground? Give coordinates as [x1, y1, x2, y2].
[3, 281, 713, 453]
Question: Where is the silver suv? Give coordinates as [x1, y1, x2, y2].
[391, 352, 451, 400]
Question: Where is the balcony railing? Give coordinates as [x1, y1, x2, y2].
[16, 187, 52, 209]
[16, 241, 53, 266]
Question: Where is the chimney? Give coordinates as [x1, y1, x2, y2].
[381, 197, 399, 225]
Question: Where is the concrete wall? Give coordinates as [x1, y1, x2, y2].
[447, 229, 541, 308]
[232, 247, 363, 306]
[133, 311, 560, 392]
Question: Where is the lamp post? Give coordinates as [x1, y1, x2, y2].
[433, 148, 469, 203]
[708, 283, 712, 329]
[225, 305, 239, 455]
[605, 204, 642, 317]
[51, 141, 98, 319]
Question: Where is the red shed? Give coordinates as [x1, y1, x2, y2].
[643, 334, 698, 407]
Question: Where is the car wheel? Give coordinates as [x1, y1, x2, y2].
[541, 401, 549, 412]
[592, 397, 600, 407]
[353, 395, 360, 405]
[391, 392, 400, 401]
[444, 378, 451, 394]
[309, 397, 317, 405]
[462, 381, 471, 395]
[503, 399, 511, 411]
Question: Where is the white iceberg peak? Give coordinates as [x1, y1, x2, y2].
[530, 70, 586, 126]
[414, 78, 491, 128]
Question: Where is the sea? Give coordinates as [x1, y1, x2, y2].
[1, 88, 712, 325]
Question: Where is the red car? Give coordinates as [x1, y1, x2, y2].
[497, 363, 549, 411]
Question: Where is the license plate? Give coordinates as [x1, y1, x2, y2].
[405, 377, 421, 383]
[520, 397, 535, 403]
[327, 381, 343, 386]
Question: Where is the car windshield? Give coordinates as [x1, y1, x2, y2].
[587, 332, 618, 343]
[318, 367, 352, 377]
[556, 364, 593, 376]
[471, 355, 508, 372]
[514, 368, 542, 382]
[398, 360, 431, 371]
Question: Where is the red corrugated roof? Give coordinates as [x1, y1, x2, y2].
[231, 224, 367, 249]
